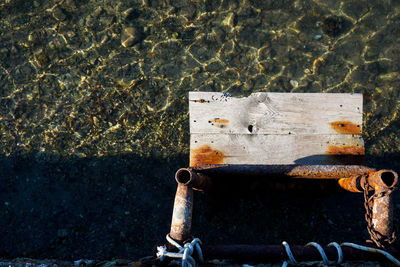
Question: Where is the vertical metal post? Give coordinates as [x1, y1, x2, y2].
[368, 170, 398, 242]
[371, 191, 393, 239]
[169, 183, 193, 242]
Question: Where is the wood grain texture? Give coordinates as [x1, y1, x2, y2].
[190, 134, 364, 165]
[189, 92, 363, 135]
[189, 92, 364, 165]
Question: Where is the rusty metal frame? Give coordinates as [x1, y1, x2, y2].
[167, 164, 398, 262]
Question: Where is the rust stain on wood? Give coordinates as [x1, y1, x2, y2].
[330, 121, 361, 134]
[190, 99, 210, 103]
[208, 118, 229, 128]
[190, 145, 226, 166]
[327, 145, 365, 155]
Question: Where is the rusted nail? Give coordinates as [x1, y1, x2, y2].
[169, 183, 193, 242]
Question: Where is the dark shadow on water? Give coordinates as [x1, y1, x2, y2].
[0, 153, 186, 260]
[0, 152, 399, 260]
[193, 172, 368, 246]
[191, 152, 400, 248]
[364, 152, 400, 172]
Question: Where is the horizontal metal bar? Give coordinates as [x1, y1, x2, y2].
[338, 170, 398, 193]
[192, 164, 376, 179]
[175, 168, 211, 191]
[177, 164, 378, 191]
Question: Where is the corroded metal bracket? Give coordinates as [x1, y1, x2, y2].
[168, 164, 398, 252]
[339, 170, 398, 247]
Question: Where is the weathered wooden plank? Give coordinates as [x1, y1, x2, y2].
[189, 92, 364, 165]
[189, 92, 363, 135]
[190, 134, 365, 166]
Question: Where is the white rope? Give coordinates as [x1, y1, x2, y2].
[166, 234, 183, 249]
[282, 241, 298, 264]
[327, 242, 343, 264]
[192, 238, 204, 262]
[157, 234, 203, 267]
[158, 238, 400, 266]
[306, 242, 330, 265]
[281, 241, 400, 266]
[341, 242, 400, 266]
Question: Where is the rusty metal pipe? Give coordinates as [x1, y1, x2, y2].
[192, 164, 376, 179]
[369, 170, 398, 191]
[182, 164, 383, 191]
[338, 170, 398, 246]
[172, 165, 399, 246]
[370, 170, 398, 241]
[338, 175, 365, 192]
[201, 244, 388, 262]
[169, 183, 193, 242]
[373, 193, 394, 241]
[175, 168, 211, 191]
[338, 170, 398, 193]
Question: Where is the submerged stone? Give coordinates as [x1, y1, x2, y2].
[121, 27, 142, 47]
[52, 7, 66, 21]
[321, 15, 352, 37]
[221, 12, 236, 28]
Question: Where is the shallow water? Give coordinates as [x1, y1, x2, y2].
[0, 0, 399, 262]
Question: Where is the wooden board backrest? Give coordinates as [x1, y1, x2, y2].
[189, 92, 364, 166]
